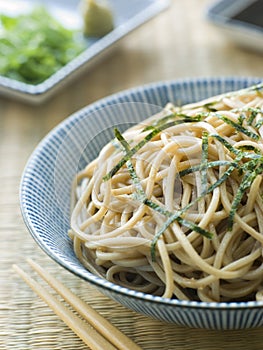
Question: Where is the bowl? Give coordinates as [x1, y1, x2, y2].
[20, 76, 263, 330]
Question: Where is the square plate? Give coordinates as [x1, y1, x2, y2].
[0, 0, 169, 103]
[206, 0, 263, 54]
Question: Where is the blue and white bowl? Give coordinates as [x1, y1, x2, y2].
[20, 77, 263, 330]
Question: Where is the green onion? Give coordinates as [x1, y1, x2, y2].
[0, 6, 85, 84]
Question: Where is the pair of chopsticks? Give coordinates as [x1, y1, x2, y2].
[13, 259, 142, 350]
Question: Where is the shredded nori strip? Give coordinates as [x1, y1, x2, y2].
[200, 132, 209, 195]
[214, 113, 259, 140]
[142, 113, 202, 132]
[103, 117, 203, 181]
[179, 160, 236, 177]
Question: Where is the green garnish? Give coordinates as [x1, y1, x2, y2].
[228, 172, 255, 229]
[203, 102, 218, 112]
[103, 116, 203, 181]
[210, 134, 240, 155]
[103, 126, 163, 181]
[193, 111, 260, 140]
[114, 128, 145, 200]
[237, 113, 246, 126]
[150, 211, 213, 261]
[0, 6, 85, 84]
[214, 113, 259, 140]
[200, 132, 209, 194]
[251, 83, 263, 94]
[237, 145, 260, 152]
[228, 158, 263, 228]
[142, 113, 201, 132]
[183, 83, 263, 111]
[178, 160, 235, 177]
[246, 108, 262, 125]
[255, 119, 263, 128]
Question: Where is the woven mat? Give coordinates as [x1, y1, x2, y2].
[1, 178, 263, 350]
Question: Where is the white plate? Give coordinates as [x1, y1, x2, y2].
[0, 0, 169, 103]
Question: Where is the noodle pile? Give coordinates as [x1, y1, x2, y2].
[69, 84, 263, 302]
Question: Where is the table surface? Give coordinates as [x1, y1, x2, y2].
[1, 1, 263, 349]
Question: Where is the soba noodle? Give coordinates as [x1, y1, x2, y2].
[69, 83, 263, 302]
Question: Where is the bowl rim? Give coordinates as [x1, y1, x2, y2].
[20, 76, 263, 310]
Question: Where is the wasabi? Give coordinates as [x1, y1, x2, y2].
[81, 0, 114, 37]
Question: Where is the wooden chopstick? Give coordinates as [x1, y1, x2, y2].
[27, 258, 141, 350]
[13, 263, 114, 350]
[13, 259, 142, 350]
